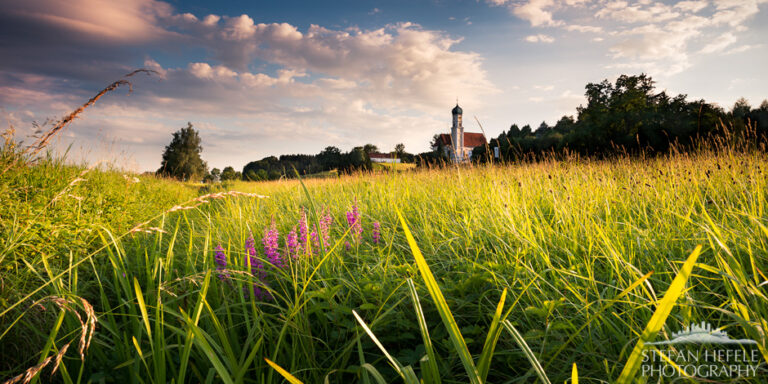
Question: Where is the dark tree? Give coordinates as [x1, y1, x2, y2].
[394, 143, 405, 156]
[220, 166, 238, 181]
[363, 144, 378, 154]
[158, 122, 207, 181]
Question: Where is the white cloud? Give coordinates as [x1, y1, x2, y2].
[595, 1, 680, 23]
[675, 0, 709, 13]
[565, 24, 603, 33]
[525, 34, 556, 43]
[513, 0, 563, 27]
[700, 32, 737, 53]
[1, 0, 174, 43]
[492, 0, 766, 76]
[0, 2, 500, 171]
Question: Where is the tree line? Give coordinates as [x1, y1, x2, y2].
[471, 74, 768, 162]
[156, 131, 415, 181]
[156, 74, 768, 181]
[240, 144, 415, 181]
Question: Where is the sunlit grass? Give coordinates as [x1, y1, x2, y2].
[1, 146, 767, 383]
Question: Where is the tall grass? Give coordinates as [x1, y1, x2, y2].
[2, 136, 767, 382]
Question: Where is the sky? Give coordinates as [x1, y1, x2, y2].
[1, 0, 767, 172]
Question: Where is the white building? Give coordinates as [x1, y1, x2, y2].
[369, 152, 401, 163]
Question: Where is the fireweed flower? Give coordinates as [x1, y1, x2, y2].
[262, 222, 283, 268]
[320, 211, 333, 245]
[286, 227, 299, 259]
[310, 230, 319, 249]
[372, 222, 381, 245]
[244, 234, 269, 300]
[214, 244, 229, 280]
[346, 199, 362, 242]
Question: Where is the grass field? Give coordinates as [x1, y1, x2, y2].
[1, 144, 767, 383]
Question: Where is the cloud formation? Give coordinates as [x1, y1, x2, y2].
[490, 0, 768, 75]
[0, 0, 496, 171]
[525, 34, 556, 43]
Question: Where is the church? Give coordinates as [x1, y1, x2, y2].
[437, 103, 487, 163]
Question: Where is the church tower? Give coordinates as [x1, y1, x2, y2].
[451, 103, 464, 161]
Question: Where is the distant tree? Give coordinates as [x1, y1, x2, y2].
[317, 146, 343, 170]
[220, 166, 238, 181]
[363, 144, 378, 155]
[732, 97, 751, 118]
[394, 143, 405, 156]
[210, 168, 221, 182]
[158, 122, 207, 181]
[535, 121, 551, 137]
[342, 147, 369, 172]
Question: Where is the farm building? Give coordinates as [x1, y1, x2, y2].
[369, 152, 401, 163]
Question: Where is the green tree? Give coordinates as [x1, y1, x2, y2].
[157, 122, 207, 181]
[210, 168, 221, 182]
[394, 143, 405, 156]
[220, 166, 238, 181]
[363, 144, 378, 155]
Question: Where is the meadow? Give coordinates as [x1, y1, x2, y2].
[1, 139, 767, 383]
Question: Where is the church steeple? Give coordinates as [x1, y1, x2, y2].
[450, 102, 464, 162]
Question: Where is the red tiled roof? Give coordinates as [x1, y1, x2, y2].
[438, 132, 487, 147]
[464, 132, 487, 147]
[369, 152, 395, 159]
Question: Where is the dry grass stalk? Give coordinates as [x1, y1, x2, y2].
[3, 296, 98, 384]
[1, 69, 157, 175]
[129, 190, 269, 234]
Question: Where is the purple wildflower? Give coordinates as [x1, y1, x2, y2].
[286, 227, 299, 259]
[244, 284, 271, 301]
[244, 234, 269, 300]
[372, 222, 381, 245]
[262, 222, 283, 268]
[214, 244, 229, 281]
[298, 209, 309, 250]
[346, 199, 362, 242]
[320, 211, 333, 246]
[310, 230, 319, 249]
[345, 241, 351, 251]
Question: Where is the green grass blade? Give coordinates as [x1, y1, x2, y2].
[502, 320, 551, 384]
[360, 363, 389, 384]
[352, 310, 419, 384]
[546, 271, 653, 367]
[265, 358, 304, 384]
[185, 319, 235, 384]
[178, 271, 211, 384]
[477, 288, 507, 383]
[133, 277, 154, 346]
[396, 208, 482, 384]
[406, 278, 441, 384]
[616, 245, 702, 383]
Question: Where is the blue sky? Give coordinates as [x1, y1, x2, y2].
[1, 0, 766, 171]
